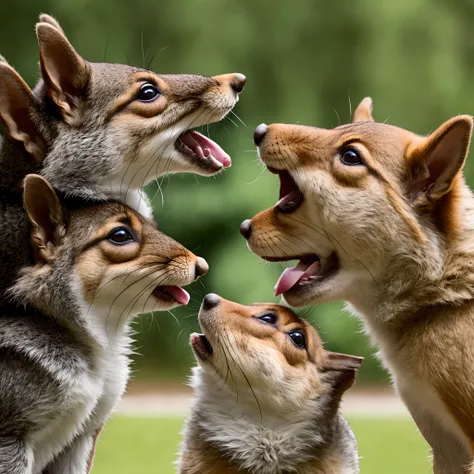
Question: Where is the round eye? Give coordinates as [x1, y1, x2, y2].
[257, 313, 277, 325]
[137, 83, 160, 102]
[340, 148, 363, 166]
[288, 331, 306, 349]
[108, 227, 135, 245]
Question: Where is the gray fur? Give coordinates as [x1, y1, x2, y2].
[0, 57, 221, 306]
[180, 368, 360, 474]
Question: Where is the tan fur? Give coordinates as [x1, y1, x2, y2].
[179, 298, 362, 473]
[244, 105, 474, 472]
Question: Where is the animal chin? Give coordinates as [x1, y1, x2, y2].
[152, 285, 190, 306]
[175, 130, 231, 174]
[190, 333, 213, 360]
[262, 253, 340, 300]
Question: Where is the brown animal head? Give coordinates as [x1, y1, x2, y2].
[241, 100, 473, 311]
[10, 174, 208, 342]
[0, 14, 245, 200]
[191, 294, 362, 411]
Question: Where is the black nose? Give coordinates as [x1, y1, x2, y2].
[195, 257, 209, 277]
[254, 123, 268, 146]
[203, 293, 220, 310]
[240, 219, 252, 239]
[231, 73, 246, 94]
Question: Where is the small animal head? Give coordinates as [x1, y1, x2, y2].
[10, 174, 208, 344]
[191, 294, 362, 411]
[0, 14, 245, 199]
[241, 101, 473, 309]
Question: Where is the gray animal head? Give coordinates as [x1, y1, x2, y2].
[0, 15, 246, 200]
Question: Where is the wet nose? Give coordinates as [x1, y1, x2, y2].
[195, 257, 209, 278]
[230, 73, 246, 94]
[203, 293, 220, 310]
[254, 123, 268, 146]
[240, 219, 252, 239]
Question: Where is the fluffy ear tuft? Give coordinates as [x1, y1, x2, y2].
[0, 54, 9, 64]
[36, 22, 89, 126]
[322, 351, 363, 414]
[0, 64, 45, 163]
[23, 174, 65, 262]
[352, 97, 374, 123]
[38, 14, 65, 34]
[408, 115, 473, 202]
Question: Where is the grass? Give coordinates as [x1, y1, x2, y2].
[93, 415, 431, 474]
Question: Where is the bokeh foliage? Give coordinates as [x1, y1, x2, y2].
[2, 0, 474, 383]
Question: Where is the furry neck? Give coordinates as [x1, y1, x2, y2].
[350, 180, 474, 326]
[189, 368, 344, 474]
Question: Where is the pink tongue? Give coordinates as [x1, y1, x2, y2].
[276, 190, 300, 208]
[188, 131, 231, 167]
[274, 260, 321, 296]
[165, 286, 190, 305]
[274, 261, 309, 296]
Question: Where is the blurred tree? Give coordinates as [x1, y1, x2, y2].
[1, 0, 473, 384]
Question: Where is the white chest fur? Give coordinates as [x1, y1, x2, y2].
[186, 370, 338, 474]
[30, 336, 130, 472]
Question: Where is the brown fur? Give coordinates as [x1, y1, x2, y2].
[243, 104, 474, 472]
[179, 298, 362, 474]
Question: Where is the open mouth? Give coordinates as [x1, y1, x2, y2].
[175, 130, 231, 172]
[190, 333, 213, 360]
[153, 285, 190, 306]
[262, 253, 339, 296]
[268, 167, 304, 213]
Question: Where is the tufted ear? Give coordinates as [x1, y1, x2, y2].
[38, 13, 66, 35]
[352, 97, 374, 123]
[23, 174, 65, 262]
[407, 115, 473, 202]
[0, 64, 45, 163]
[36, 20, 90, 126]
[322, 351, 363, 414]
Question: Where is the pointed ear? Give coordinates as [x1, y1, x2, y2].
[408, 115, 473, 202]
[352, 97, 374, 123]
[0, 64, 45, 163]
[23, 174, 65, 262]
[36, 22, 89, 126]
[322, 352, 363, 413]
[38, 14, 65, 35]
[0, 54, 8, 64]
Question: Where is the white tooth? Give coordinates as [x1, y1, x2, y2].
[196, 146, 204, 158]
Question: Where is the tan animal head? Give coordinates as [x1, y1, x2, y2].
[191, 294, 362, 410]
[10, 174, 208, 346]
[0, 14, 245, 201]
[241, 101, 473, 312]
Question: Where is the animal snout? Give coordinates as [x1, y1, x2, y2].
[203, 293, 220, 310]
[254, 123, 268, 146]
[213, 73, 246, 94]
[240, 219, 252, 239]
[230, 73, 246, 94]
[195, 257, 209, 278]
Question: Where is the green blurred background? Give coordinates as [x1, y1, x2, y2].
[2, 0, 474, 387]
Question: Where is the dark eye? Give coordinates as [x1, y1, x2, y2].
[257, 313, 278, 326]
[340, 148, 363, 166]
[137, 83, 160, 102]
[288, 331, 306, 349]
[108, 227, 135, 245]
